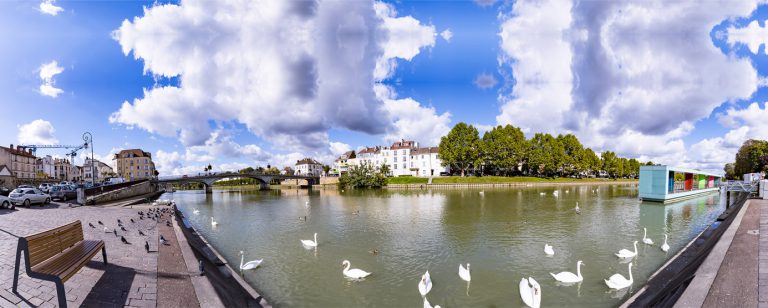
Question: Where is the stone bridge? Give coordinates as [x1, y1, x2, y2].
[154, 172, 320, 193]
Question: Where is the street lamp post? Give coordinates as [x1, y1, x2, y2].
[83, 132, 94, 184]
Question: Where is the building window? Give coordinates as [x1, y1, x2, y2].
[394, 164, 398, 169]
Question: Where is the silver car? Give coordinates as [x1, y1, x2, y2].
[0, 195, 12, 209]
[9, 188, 50, 207]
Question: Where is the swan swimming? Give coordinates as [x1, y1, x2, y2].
[550, 260, 583, 283]
[615, 241, 638, 258]
[423, 297, 441, 308]
[301, 233, 318, 247]
[519, 277, 541, 308]
[661, 234, 670, 252]
[239, 251, 262, 270]
[459, 263, 471, 282]
[544, 244, 554, 256]
[193, 209, 199, 215]
[605, 262, 633, 290]
[418, 270, 432, 296]
[211, 217, 219, 227]
[539, 192, 545, 196]
[642, 228, 654, 245]
[575, 202, 581, 215]
[341, 260, 371, 279]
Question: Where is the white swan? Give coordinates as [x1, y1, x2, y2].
[301, 233, 318, 247]
[342, 260, 371, 279]
[642, 228, 654, 245]
[661, 234, 669, 252]
[575, 202, 581, 215]
[544, 244, 554, 256]
[211, 217, 219, 227]
[553, 191, 559, 197]
[305, 201, 310, 207]
[193, 209, 200, 215]
[539, 192, 545, 196]
[239, 251, 262, 270]
[605, 262, 633, 290]
[519, 277, 541, 308]
[615, 241, 638, 258]
[550, 260, 583, 283]
[418, 270, 432, 296]
[479, 191, 484, 196]
[459, 263, 471, 282]
[423, 297, 441, 308]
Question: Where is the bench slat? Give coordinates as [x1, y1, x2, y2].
[26, 221, 85, 267]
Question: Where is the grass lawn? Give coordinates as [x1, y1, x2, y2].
[386, 176, 429, 184]
[429, 176, 635, 184]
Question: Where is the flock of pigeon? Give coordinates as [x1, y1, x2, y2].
[87, 204, 175, 253]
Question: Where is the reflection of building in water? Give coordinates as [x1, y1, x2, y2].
[639, 165, 721, 203]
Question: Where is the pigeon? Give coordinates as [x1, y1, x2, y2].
[103, 227, 110, 233]
[120, 236, 129, 244]
[98, 221, 104, 225]
[117, 219, 122, 224]
[130, 219, 135, 223]
[138, 230, 145, 236]
[89, 222, 95, 228]
[160, 235, 169, 245]
[113, 229, 118, 236]
[140, 216, 144, 220]
[121, 226, 127, 232]
[145, 241, 150, 252]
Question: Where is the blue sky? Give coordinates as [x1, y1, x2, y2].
[2, 0, 768, 175]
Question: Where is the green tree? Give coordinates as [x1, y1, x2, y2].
[577, 148, 601, 177]
[322, 165, 331, 176]
[438, 122, 481, 176]
[338, 162, 386, 189]
[527, 133, 564, 177]
[627, 158, 640, 178]
[557, 134, 584, 177]
[724, 163, 736, 180]
[734, 139, 768, 176]
[265, 167, 280, 175]
[239, 167, 255, 174]
[480, 125, 527, 176]
[601, 151, 619, 178]
[379, 163, 391, 176]
[283, 166, 295, 175]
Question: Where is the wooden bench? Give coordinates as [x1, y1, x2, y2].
[13, 221, 107, 308]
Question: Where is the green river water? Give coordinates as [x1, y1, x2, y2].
[164, 184, 723, 307]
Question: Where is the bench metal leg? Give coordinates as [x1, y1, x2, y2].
[55, 279, 67, 308]
[12, 245, 22, 293]
[102, 246, 108, 265]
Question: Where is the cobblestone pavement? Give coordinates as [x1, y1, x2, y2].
[0, 202, 165, 307]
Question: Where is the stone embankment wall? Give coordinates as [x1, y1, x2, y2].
[88, 180, 155, 204]
[387, 180, 638, 189]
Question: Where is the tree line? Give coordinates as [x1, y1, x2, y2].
[438, 123, 653, 178]
[724, 139, 768, 180]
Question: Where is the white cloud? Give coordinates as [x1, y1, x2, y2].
[726, 20, 768, 54]
[473, 73, 498, 89]
[329, 142, 352, 156]
[440, 29, 453, 42]
[382, 97, 451, 146]
[111, 0, 440, 155]
[39, 0, 63, 16]
[474, 0, 497, 7]
[38, 61, 64, 98]
[17, 119, 58, 144]
[496, 0, 763, 169]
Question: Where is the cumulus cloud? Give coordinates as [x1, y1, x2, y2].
[497, 0, 762, 169]
[38, 61, 64, 98]
[39, 0, 63, 16]
[329, 142, 352, 156]
[111, 0, 439, 154]
[440, 29, 453, 42]
[17, 119, 58, 144]
[473, 73, 498, 89]
[382, 97, 451, 146]
[726, 20, 768, 54]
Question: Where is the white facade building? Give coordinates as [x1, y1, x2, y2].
[36, 155, 55, 179]
[295, 158, 323, 177]
[334, 140, 449, 177]
[410, 147, 448, 177]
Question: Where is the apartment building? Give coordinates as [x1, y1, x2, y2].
[333, 151, 356, 175]
[36, 155, 55, 179]
[113, 149, 156, 180]
[53, 158, 73, 181]
[0, 144, 37, 180]
[83, 158, 115, 183]
[333, 140, 449, 177]
[295, 158, 323, 177]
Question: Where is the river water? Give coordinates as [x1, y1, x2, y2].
[165, 184, 723, 307]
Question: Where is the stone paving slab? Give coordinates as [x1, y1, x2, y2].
[760, 199, 768, 308]
[156, 210, 199, 308]
[702, 200, 760, 307]
[0, 203, 161, 307]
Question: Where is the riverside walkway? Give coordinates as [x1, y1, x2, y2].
[674, 198, 768, 308]
[0, 202, 204, 307]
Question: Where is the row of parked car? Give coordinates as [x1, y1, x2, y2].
[0, 183, 79, 209]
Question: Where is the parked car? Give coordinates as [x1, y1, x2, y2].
[0, 194, 12, 209]
[9, 188, 50, 207]
[17, 185, 34, 189]
[50, 185, 77, 201]
[38, 183, 53, 193]
[0, 187, 10, 197]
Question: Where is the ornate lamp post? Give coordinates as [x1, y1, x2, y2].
[83, 132, 94, 184]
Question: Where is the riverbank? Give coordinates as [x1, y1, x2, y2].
[387, 178, 637, 189]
